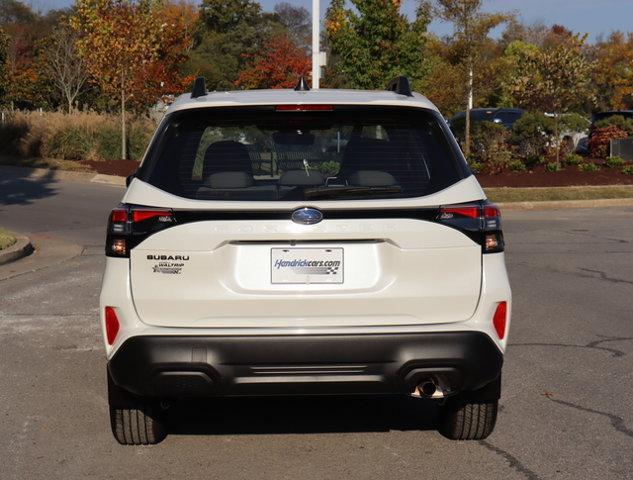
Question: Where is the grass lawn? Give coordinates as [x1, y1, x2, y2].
[0, 228, 17, 251]
[485, 185, 633, 203]
[0, 155, 92, 172]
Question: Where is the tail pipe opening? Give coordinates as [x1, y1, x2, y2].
[411, 376, 449, 399]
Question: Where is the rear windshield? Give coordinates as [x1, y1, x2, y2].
[138, 106, 470, 201]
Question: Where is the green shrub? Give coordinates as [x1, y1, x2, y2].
[525, 154, 546, 166]
[96, 122, 153, 161]
[448, 115, 466, 141]
[0, 111, 155, 162]
[578, 162, 600, 172]
[468, 161, 483, 173]
[470, 122, 513, 174]
[128, 123, 153, 161]
[0, 117, 30, 156]
[545, 162, 558, 172]
[605, 156, 625, 168]
[623, 165, 633, 175]
[511, 112, 556, 160]
[560, 113, 590, 133]
[508, 159, 527, 171]
[593, 115, 633, 136]
[47, 126, 94, 160]
[564, 153, 583, 166]
[318, 160, 340, 177]
[96, 125, 121, 161]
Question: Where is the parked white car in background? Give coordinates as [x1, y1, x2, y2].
[100, 76, 512, 444]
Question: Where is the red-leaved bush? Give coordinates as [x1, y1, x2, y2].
[588, 125, 629, 158]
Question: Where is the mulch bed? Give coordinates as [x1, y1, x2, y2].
[477, 168, 633, 188]
[80, 159, 140, 177]
[78, 158, 633, 188]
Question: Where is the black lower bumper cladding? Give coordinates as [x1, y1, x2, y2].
[108, 332, 503, 399]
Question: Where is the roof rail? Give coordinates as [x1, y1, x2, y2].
[386, 76, 413, 97]
[191, 76, 207, 99]
[294, 75, 310, 92]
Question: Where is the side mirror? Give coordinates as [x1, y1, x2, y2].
[126, 174, 135, 187]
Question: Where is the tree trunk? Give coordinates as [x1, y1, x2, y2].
[121, 81, 127, 161]
[464, 62, 474, 158]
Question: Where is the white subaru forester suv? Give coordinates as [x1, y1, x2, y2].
[100, 76, 511, 445]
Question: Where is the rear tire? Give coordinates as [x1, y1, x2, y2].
[107, 369, 166, 445]
[109, 404, 166, 445]
[438, 398, 498, 440]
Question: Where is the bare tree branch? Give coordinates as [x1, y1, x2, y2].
[42, 26, 89, 112]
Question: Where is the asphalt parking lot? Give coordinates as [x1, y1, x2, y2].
[1, 169, 632, 479]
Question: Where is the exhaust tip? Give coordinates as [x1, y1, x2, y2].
[419, 380, 437, 397]
[411, 377, 444, 398]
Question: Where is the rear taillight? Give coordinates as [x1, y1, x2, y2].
[104, 306, 120, 345]
[437, 201, 504, 253]
[110, 208, 128, 223]
[131, 209, 174, 223]
[439, 205, 479, 219]
[492, 302, 508, 339]
[106, 205, 175, 257]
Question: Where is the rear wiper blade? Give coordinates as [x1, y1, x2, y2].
[304, 185, 402, 199]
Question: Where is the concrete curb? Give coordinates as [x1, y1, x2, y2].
[0, 235, 34, 266]
[498, 197, 633, 210]
[0, 164, 126, 186]
[0, 234, 84, 281]
[90, 173, 127, 186]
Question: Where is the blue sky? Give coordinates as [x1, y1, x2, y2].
[37, 0, 633, 41]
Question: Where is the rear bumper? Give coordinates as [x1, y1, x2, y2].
[108, 332, 503, 398]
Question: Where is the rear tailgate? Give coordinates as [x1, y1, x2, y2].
[129, 215, 481, 328]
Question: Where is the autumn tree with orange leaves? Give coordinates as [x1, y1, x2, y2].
[71, 0, 196, 159]
[235, 34, 310, 89]
[592, 32, 633, 111]
[128, 2, 198, 110]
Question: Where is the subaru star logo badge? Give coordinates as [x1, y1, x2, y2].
[291, 207, 323, 225]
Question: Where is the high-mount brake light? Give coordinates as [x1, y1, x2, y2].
[276, 104, 333, 112]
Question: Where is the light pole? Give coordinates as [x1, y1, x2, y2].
[312, 0, 320, 89]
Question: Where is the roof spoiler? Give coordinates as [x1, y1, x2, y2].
[191, 76, 207, 99]
[386, 76, 413, 97]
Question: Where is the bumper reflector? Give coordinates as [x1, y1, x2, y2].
[104, 307, 120, 345]
[492, 302, 507, 340]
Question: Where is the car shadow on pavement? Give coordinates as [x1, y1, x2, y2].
[0, 167, 58, 206]
[165, 395, 438, 435]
